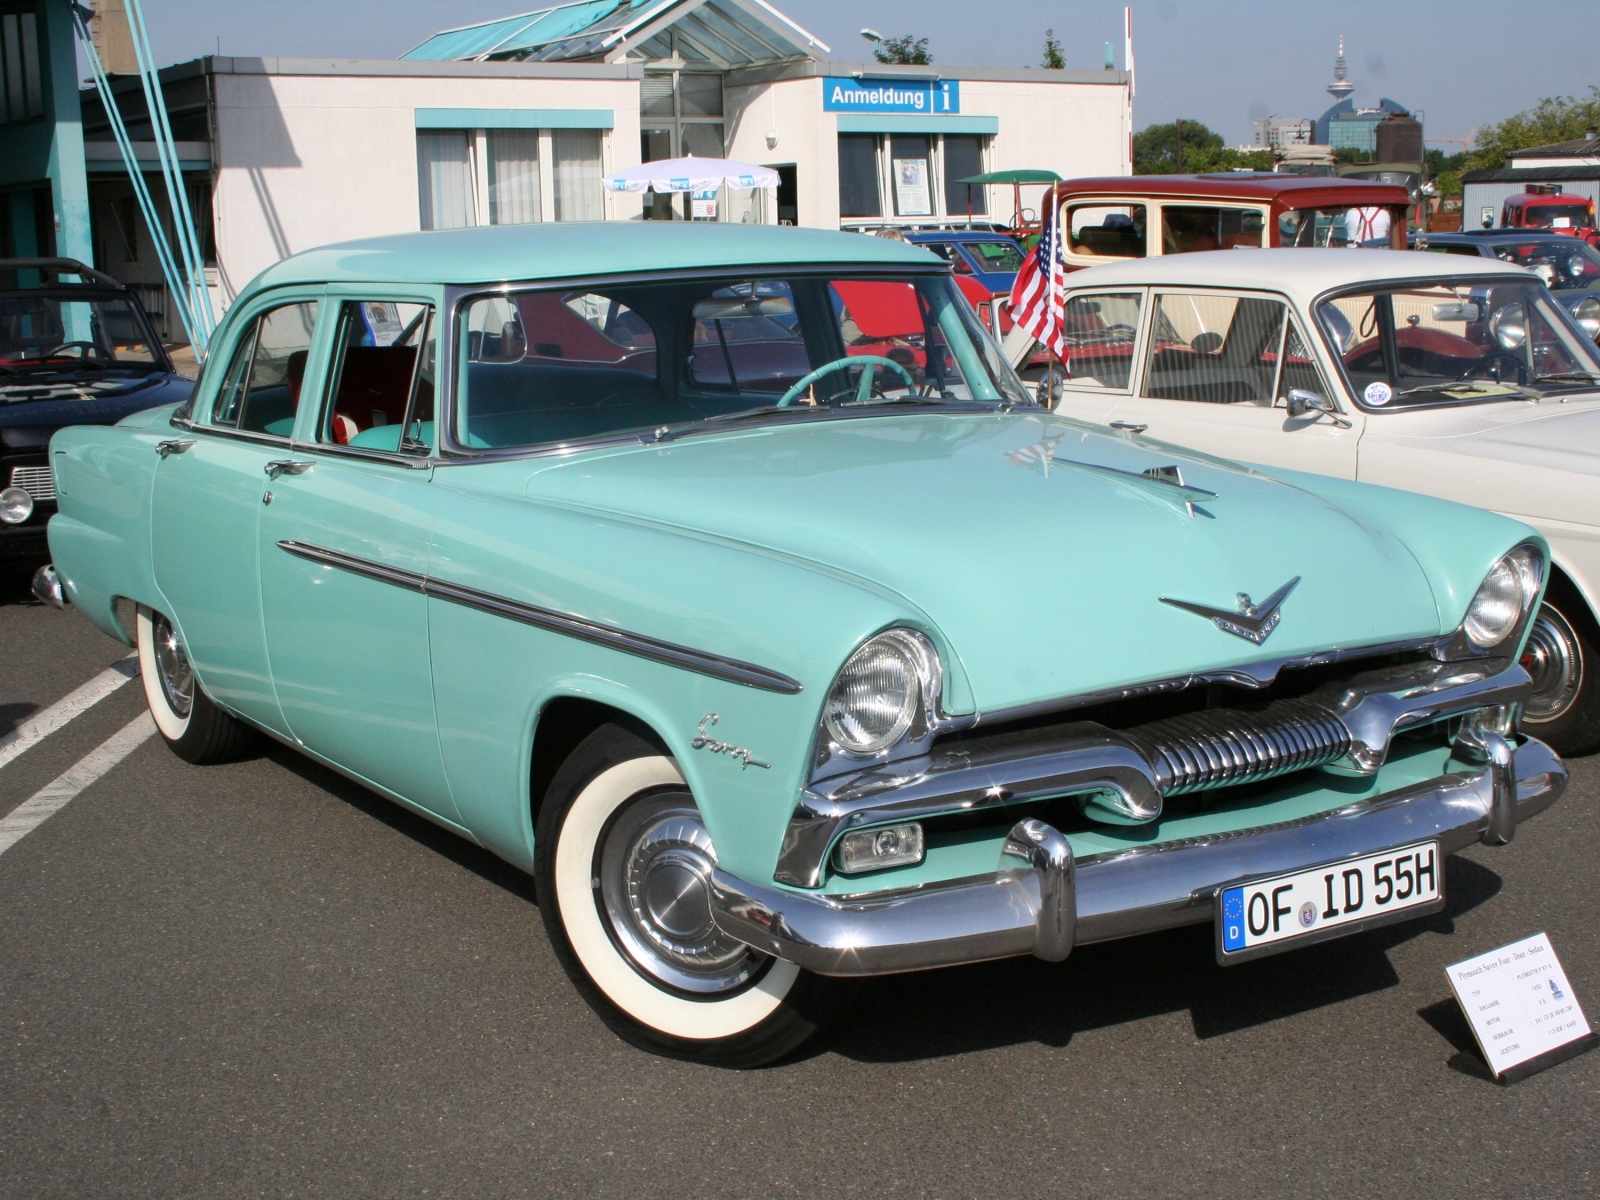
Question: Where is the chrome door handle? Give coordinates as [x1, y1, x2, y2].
[155, 438, 196, 457]
[264, 460, 314, 479]
[1110, 421, 1148, 434]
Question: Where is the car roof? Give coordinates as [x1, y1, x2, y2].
[1060, 248, 1532, 304]
[905, 230, 1018, 243]
[246, 223, 942, 293]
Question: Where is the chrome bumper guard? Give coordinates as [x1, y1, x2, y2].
[710, 736, 1565, 977]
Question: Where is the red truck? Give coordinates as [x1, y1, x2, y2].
[1501, 185, 1600, 248]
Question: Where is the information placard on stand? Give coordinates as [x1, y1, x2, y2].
[1446, 932, 1595, 1084]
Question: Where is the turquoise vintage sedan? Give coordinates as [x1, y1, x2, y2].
[40, 224, 1565, 1066]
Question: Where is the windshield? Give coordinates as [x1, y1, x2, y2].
[454, 273, 1031, 450]
[0, 293, 161, 376]
[1522, 204, 1591, 228]
[967, 241, 1024, 273]
[1317, 277, 1600, 407]
[1486, 238, 1600, 290]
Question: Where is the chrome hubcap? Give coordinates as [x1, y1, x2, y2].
[1521, 605, 1584, 723]
[597, 791, 766, 995]
[152, 614, 194, 719]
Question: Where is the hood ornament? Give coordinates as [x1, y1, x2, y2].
[1160, 577, 1301, 645]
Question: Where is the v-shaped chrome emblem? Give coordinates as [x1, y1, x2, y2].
[1160, 577, 1301, 645]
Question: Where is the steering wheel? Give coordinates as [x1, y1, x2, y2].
[1457, 350, 1528, 384]
[39, 341, 101, 360]
[777, 355, 917, 407]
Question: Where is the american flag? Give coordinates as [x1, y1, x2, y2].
[1007, 193, 1069, 363]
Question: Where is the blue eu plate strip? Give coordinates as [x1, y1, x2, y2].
[1221, 886, 1246, 953]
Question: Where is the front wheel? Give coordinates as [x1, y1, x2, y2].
[136, 606, 259, 764]
[1520, 595, 1600, 756]
[536, 724, 856, 1066]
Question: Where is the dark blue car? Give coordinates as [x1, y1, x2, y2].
[1411, 230, 1600, 340]
[1, 258, 194, 563]
[903, 231, 1026, 296]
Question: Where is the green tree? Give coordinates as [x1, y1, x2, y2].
[1469, 86, 1600, 170]
[1332, 147, 1368, 165]
[874, 34, 931, 65]
[1041, 29, 1065, 69]
[1133, 120, 1271, 175]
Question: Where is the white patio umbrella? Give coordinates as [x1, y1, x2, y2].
[603, 156, 780, 194]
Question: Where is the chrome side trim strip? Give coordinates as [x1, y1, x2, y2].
[713, 738, 1566, 976]
[275, 540, 803, 695]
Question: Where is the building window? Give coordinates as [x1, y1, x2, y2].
[838, 135, 881, 219]
[487, 130, 541, 225]
[553, 129, 603, 222]
[838, 133, 989, 223]
[418, 127, 606, 230]
[0, 12, 43, 125]
[638, 68, 725, 220]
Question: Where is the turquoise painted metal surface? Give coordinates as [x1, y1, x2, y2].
[45, 225, 1545, 894]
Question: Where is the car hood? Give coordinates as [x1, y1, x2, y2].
[1371, 395, 1600, 471]
[521, 412, 1449, 713]
[0, 372, 192, 432]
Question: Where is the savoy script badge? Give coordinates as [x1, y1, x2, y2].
[690, 713, 770, 770]
[1160, 576, 1300, 645]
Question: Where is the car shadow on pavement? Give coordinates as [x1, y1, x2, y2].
[826, 855, 1503, 1063]
[0, 568, 39, 606]
[262, 740, 541, 909]
[0, 701, 38, 739]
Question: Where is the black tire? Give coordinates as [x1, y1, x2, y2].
[535, 723, 857, 1067]
[1520, 590, 1600, 757]
[136, 605, 259, 765]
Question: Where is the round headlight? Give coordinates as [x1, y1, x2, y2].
[1577, 295, 1600, 338]
[0, 486, 34, 525]
[1463, 546, 1542, 649]
[823, 630, 936, 755]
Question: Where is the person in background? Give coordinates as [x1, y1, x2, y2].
[1345, 205, 1391, 245]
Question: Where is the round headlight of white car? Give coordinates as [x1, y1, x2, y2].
[1463, 546, 1543, 649]
[823, 630, 937, 755]
[0, 486, 34, 525]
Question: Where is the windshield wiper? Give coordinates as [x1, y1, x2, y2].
[1532, 371, 1600, 386]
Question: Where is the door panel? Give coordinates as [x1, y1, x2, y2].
[257, 453, 459, 821]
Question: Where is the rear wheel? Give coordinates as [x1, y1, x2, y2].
[536, 724, 856, 1067]
[136, 606, 258, 764]
[1520, 594, 1600, 756]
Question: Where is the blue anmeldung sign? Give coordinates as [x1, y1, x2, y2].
[823, 77, 960, 115]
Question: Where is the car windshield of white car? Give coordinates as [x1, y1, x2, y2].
[454, 274, 1032, 450]
[0, 293, 163, 390]
[1317, 279, 1600, 407]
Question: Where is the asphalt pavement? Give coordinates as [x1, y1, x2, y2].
[1, 570, 1596, 1199]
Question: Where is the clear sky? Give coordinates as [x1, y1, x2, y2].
[134, 0, 1599, 149]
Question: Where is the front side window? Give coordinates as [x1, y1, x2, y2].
[455, 274, 1030, 450]
[1067, 204, 1147, 258]
[1061, 292, 1141, 391]
[1318, 278, 1600, 408]
[211, 301, 319, 436]
[1160, 205, 1265, 254]
[319, 302, 435, 452]
[1143, 292, 1288, 404]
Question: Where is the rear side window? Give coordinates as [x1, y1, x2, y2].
[1160, 206, 1264, 254]
[211, 301, 319, 437]
[319, 301, 436, 453]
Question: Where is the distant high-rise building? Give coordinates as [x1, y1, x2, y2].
[1255, 116, 1314, 150]
[1327, 34, 1354, 103]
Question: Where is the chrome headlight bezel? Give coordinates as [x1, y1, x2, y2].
[1444, 543, 1545, 657]
[817, 628, 944, 764]
[0, 486, 34, 525]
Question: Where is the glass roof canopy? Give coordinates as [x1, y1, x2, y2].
[402, 0, 829, 66]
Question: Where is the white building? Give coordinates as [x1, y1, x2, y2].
[81, 0, 1132, 332]
[1252, 115, 1312, 151]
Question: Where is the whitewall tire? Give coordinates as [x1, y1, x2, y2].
[135, 605, 258, 764]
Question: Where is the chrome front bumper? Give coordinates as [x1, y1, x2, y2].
[710, 736, 1565, 977]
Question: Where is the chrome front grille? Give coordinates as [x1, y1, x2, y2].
[1123, 698, 1353, 796]
[9, 465, 55, 502]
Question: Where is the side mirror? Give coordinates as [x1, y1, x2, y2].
[1286, 388, 1353, 428]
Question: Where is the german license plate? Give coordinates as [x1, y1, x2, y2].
[1216, 840, 1443, 964]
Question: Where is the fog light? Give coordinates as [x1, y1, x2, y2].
[0, 486, 33, 525]
[834, 823, 924, 874]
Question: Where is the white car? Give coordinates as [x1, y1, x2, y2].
[1049, 248, 1600, 753]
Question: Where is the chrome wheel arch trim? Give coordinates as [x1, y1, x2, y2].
[274, 540, 803, 695]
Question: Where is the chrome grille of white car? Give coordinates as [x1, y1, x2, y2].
[9, 465, 55, 501]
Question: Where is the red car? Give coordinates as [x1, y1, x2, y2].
[1501, 186, 1600, 248]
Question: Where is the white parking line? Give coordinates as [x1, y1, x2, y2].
[0, 656, 139, 772]
[0, 712, 156, 858]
